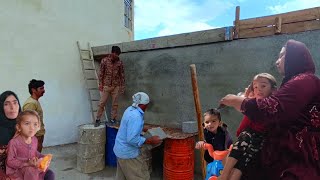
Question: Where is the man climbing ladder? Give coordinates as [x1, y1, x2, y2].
[95, 46, 125, 127]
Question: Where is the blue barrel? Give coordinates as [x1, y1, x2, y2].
[106, 126, 118, 167]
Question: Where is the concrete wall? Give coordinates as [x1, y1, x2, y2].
[93, 29, 320, 138]
[92, 28, 320, 176]
[0, 0, 133, 146]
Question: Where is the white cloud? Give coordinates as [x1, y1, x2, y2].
[135, 0, 234, 38]
[267, 0, 320, 14]
[158, 22, 215, 37]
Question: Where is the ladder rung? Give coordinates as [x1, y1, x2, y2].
[90, 97, 100, 101]
[86, 78, 97, 80]
[88, 87, 98, 90]
[80, 49, 90, 52]
[82, 58, 93, 61]
[84, 68, 95, 70]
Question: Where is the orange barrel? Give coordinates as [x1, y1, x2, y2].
[163, 137, 195, 180]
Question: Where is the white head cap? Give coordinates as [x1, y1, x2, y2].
[132, 92, 150, 107]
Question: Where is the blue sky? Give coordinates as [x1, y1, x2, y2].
[134, 0, 320, 40]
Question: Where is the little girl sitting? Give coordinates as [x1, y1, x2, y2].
[6, 110, 55, 180]
[219, 73, 277, 180]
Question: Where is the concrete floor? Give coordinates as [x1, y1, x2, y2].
[43, 143, 164, 180]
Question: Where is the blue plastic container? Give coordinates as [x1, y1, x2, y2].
[206, 160, 224, 180]
[106, 126, 118, 167]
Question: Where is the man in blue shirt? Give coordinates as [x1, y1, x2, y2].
[113, 92, 162, 180]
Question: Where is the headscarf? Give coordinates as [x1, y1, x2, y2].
[132, 92, 150, 108]
[0, 91, 21, 145]
[282, 39, 315, 85]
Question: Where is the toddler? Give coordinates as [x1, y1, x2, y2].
[195, 108, 233, 163]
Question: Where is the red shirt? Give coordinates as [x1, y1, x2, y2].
[236, 115, 266, 136]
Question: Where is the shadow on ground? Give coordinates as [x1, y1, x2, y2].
[43, 143, 164, 180]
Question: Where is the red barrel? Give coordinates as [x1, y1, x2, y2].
[163, 137, 195, 180]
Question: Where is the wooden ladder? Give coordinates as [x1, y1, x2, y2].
[77, 41, 107, 123]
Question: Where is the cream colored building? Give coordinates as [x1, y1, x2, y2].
[0, 0, 134, 146]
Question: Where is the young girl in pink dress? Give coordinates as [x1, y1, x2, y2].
[6, 110, 54, 180]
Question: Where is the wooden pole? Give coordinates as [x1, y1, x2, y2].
[234, 6, 240, 39]
[189, 64, 206, 179]
[275, 16, 282, 34]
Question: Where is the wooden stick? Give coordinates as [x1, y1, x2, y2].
[234, 6, 240, 39]
[275, 16, 282, 34]
[190, 64, 206, 179]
